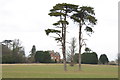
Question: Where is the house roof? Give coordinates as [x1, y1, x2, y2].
[49, 50, 60, 57]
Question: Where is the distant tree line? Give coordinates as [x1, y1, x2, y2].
[27, 45, 55, 63]
[67, 47, 109, 65]
[1, 41, 58, 63]
[1, 39, 111, 65]
[2, 39, 26, 63]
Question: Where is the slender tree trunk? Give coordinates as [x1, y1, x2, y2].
[63, 46, 67, 71]
[61, 15, 67, 71]
[78, 22, 82, 71]
[62, 25, 67, 71]
[63, 20, 67, 71]
[63, 11, 68, 71]
[71, 44, 74, 66]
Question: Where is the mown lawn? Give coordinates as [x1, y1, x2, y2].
[2, 64, 118, 78]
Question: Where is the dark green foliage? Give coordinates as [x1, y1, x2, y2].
[53, 20, 69, 26]
[2, 44, 11, 54]
[86, 15, 97, 25]
[2, 39, 26, 63]
[80, 6, 95, 14]
[85, 47, 91, 53]
[31, 45, 36, 55]
[2, 50, 26, 63]
[49, 12, 66, 17]
[73, 53, 79, 63]
[81, 52, 98, 64]
[84, 26, 94, 33]
[2, 54, 14, 63]
[50, 3, 78, 13]
[34, 51, 43, 63]
[35, 51, 51, 63]
[45, 29, 61, 36]
[43, 51, 51, 63]
[99, 54, 109, 64]
[28, 45, 36, 63]
[45, 29, 62, 43]
[71, 6, 97, 34]
[2, 40, 12, 43]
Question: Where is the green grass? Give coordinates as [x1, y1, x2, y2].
[2, 64, 118, 78]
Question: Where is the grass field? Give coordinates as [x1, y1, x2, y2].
[2, 64, 118, 78]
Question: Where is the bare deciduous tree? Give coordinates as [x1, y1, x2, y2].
[67, 37, 77, 66]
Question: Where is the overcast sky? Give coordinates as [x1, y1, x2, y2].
[0, 0, 118, 61]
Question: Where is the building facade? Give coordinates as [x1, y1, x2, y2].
[49, 50, 61, 63]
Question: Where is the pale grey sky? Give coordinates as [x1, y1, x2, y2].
[0, 0, 118, 61]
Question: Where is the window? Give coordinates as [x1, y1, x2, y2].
[51, 57, 54, 59]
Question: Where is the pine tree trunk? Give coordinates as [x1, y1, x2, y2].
[60, 10, 67, 71]
[63, 23, 67, 71]
[62, 29, 67, 71]
[78, 23, 82, 71]
[63, 48, 67, 71]
[61, 20, 67, 71]
[63, 13, 67, 71]
[60, 15, 67, 71]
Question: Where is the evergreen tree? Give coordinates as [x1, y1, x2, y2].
[45, 3, 78, 71]
[35, 51, 51, 63]
[28, 45, 36, 63]
[71, 6, 97, 70]
[99, 54, 109, 64]
[81, 52, 98, 64]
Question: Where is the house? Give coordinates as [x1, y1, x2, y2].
[49, 50, 61, 63]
